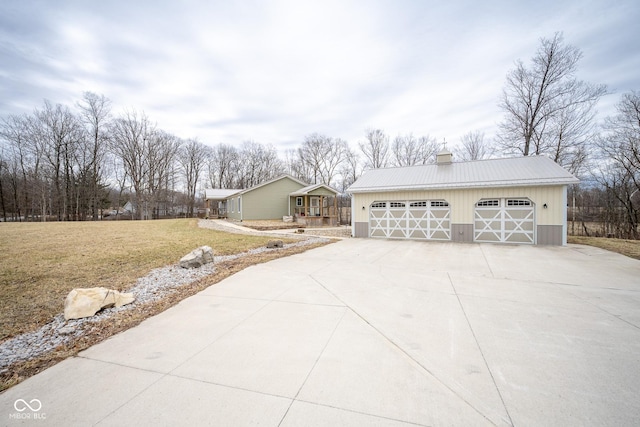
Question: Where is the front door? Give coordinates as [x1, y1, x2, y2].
[310, 197, 320, 216]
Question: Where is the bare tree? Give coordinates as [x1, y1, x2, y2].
[33, 100, 84, 220]
[320, 138, 348, 186]
[298, 133, 347, 185]
[298, 133, 327, 184]
[595, 91, 640, 238]
[0, 147, 7, 221]
[236, 141, 281, 188]
[178, 138, 210, 217]
[76, 92, 111, 220]
[0, 114, 35, 220]
[146, 130, 181, 218]
[391, 133, 439, 166]
[454, 131, 493, 161]
[497, 32, 606, 171]
[208, 143, 239, 188]
[109, 109, 155, 220]
[359, 128, 389, 169]
[338, 146, 360, 192]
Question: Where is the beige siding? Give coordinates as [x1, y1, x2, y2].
[241, 177, 305, 220]
[353, 186, 567, 226]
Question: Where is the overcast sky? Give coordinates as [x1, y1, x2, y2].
[1, 0, 638, 153]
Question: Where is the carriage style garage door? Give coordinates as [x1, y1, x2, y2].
[474, 198, 535, 244]
[369, 200, 451, 240]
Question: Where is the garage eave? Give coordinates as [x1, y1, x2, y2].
[348, 177, 579, 194]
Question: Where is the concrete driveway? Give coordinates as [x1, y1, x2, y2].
[2, 239, 640, 426]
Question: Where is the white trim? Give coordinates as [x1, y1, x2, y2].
[351, 194, 355, 237]
[562, 186, 568, 245]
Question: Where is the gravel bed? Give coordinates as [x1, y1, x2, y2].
[0, 233, 327, 373]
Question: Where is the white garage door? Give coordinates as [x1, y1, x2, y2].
[370, 200, 450, 240]
[474, 198, 535, 244]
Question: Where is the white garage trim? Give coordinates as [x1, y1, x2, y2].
[370, 200, 451, 240]
[474, 198, 535, 244]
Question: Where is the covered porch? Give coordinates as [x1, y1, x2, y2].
[289, 184, 340, 227]
[204, 189, 241, 219]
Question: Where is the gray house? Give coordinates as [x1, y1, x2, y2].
[205, 175, 340, 225]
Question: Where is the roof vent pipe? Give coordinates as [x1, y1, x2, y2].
[436, 149, 453, 165]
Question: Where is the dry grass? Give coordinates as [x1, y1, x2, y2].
[0, 241, 330, 391]
[0, 219, 297, 341]
[568, 236, 640, 260]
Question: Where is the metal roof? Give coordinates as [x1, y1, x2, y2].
[290, 183, 339, 196]
[205, 175, 309, 200]
[347, 155, 579, 193]
[204, 189, 241, 200]
[238, 174, 307, 195]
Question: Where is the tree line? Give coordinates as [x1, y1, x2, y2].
[0, 96, 452, 221]
[0, 32, 638, 238]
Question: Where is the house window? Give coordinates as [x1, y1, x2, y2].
[296, 197, 303, 207]
[430, 200, 449, 207]
[238, 197, 241, 212]
[371, 202, 386, 208]
[389, 202, 405, 208]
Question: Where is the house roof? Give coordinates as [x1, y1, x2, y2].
[238, 174, 307, 195]
[204, 189, 241, 200]
[205, 175, 309, 200]
[347, 155, 579, 193]
[290, 183, 339, 196]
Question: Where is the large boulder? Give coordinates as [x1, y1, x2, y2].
[64, 287, 135, 320]
[266, 240, 284, 248]
[180, 245, 215, 269]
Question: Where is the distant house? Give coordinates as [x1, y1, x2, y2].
[347, 151, 579, 245]
[205, 174, 340, 226]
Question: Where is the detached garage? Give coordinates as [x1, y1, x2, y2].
[348, 151, 579, 245]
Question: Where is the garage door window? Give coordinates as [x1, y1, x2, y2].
[507, 199, 531, 206]
[477, 199, 499, 207]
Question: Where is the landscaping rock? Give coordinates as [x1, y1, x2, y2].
[266, 240, 284, 248]
[64, 287, 135, 320]
[179, 245, 215, 269]
[282, 216, 293, 223]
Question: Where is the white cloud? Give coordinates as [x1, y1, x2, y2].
[0, 0, 638, 152]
